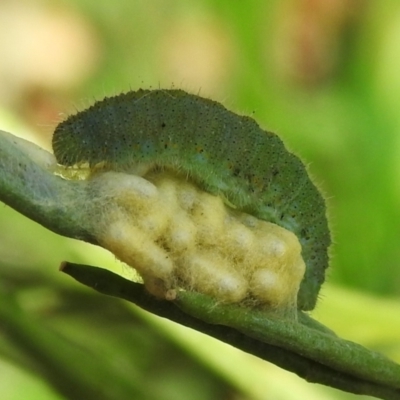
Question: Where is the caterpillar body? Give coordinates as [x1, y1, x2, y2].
[52, 89, 330, 311]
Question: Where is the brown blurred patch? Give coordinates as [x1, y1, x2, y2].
[0, 0, 101, 140]
[272, 0, 366, 87]
[159, 12, 236, 97]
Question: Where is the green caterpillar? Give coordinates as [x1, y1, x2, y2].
[52, 89, 330, 311]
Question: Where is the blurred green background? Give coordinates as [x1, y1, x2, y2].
[1, 0, 400, 399]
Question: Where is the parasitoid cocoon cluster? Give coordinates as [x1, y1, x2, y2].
[90, 170, 306, 310]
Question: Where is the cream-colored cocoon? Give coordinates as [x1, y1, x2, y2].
[95, 170, 306, 310]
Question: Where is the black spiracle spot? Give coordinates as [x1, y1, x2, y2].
[233, 167, 241, 177]
[301, 228, 311, 241]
